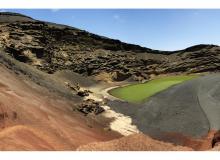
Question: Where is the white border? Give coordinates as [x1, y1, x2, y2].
[0, 0, 220, 8]
[0, 151, 220, 160]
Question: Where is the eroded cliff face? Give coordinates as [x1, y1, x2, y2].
[0, 12, 220, 82]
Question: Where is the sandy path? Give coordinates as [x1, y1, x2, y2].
[84, 84, 140, 136]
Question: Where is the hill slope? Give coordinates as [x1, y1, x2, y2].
[0, 12, 220, 82]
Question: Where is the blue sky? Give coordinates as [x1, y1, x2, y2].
[1, 9, 220, 51]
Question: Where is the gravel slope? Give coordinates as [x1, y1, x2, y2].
[0, 63, 121, 150]
[77, 133, 193, 151]
[108, 74, 220, 140]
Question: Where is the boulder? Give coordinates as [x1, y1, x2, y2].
[111, 71, 130, 81]
[212, 131, 220, 148]
[76, 99, 105, 115]
[77, 90, 89, 97]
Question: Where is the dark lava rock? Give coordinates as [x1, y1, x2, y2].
[65, 82, 91, 97]
[77, 90, 90, 97]
[111, 71, 131, 81]
[212, 131, 220, 148]
[0, 12, 220, 81]
[76, 99, 105, 115]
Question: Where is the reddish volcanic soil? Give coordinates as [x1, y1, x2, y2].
[155, 130, 217, 151]
[0, 63, 217, 151]
[77, 131, 220, 151]
[0, 65, 121, 150]
[77, 133, 193, 151]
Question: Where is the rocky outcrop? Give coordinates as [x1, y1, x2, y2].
[74, 99, 105, 115]
[111, 71, 131, 81]
[75, 99, 105, 115]
[65, 82, 91, 97]
[0, 12, 220, 82]
[212, 131, 220, 148]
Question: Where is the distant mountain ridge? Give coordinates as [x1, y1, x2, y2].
[0, 12, 220, 81]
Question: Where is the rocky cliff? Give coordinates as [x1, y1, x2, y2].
[0, 12, 220, 82]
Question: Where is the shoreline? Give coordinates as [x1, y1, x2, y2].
[85, 84, 140, 136]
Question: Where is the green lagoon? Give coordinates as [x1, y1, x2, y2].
[109, 75, 197, 103]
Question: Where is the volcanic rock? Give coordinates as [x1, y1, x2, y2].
[76, 99, 105, 115]
[212, 130, 220, 148]
[0, 12, 219, 82]
[111, 71, 131, 81]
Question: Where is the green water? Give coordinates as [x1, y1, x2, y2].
[109, 75, 197, 103]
